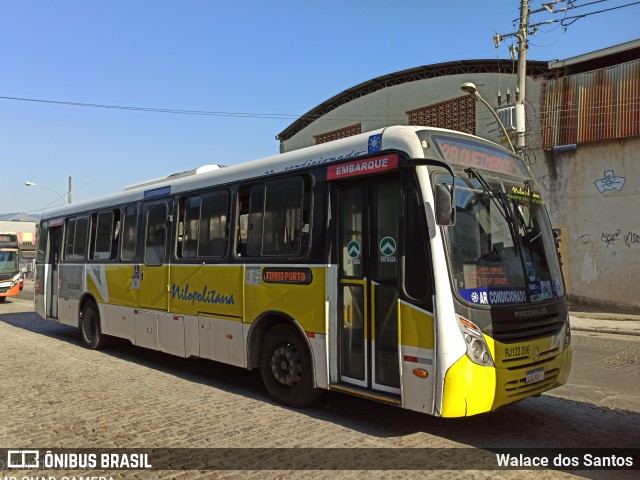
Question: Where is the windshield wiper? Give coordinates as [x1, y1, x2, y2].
[512, 179, 542, 242]
[464, 167, 519, 248]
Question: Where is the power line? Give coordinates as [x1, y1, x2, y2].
[560, 1, 640, 25]
[0, 95, 410, 123]
[0, 95, 304, 120]
[530, 0, 640, 28]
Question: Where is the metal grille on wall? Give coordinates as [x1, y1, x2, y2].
[542, 59, 640, 149]
[314, 123, 362, 145]
[407, 95, 476, 135]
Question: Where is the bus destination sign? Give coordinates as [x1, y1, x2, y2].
[432, 136, 529, 177]
[327, 154, 398, 180]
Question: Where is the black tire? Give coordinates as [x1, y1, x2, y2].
[80, 300, 111, 350]
[0, 297, 5, 303]
[259, 323, 323, 407]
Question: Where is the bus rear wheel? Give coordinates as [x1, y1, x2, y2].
[259, 324, 322, 407]
[80, 300, 111, 350]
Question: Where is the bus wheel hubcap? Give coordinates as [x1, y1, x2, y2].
[271, 345, 301, 387]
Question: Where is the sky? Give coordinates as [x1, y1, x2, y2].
[1, 0, 638, 215]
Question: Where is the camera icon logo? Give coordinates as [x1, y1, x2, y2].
[7, 450, 40, 469]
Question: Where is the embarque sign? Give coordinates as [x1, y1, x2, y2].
[327, 154, 398, 180]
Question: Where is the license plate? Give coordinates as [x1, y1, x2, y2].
[525, 367, 545, 385]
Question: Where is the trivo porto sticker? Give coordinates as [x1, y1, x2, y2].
[262, 268, 313, 285]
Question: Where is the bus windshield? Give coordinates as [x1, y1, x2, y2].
[0, 250, 19, 275]
[435, 169, 565, 306]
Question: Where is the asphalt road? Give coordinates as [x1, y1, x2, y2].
[1, 283, 638, 479]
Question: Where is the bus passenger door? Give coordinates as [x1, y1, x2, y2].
[336, 176, 401, 396]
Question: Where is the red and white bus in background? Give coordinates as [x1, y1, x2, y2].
[0, 233, 21, 302]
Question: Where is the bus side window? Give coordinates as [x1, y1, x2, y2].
[144, 203, 168, 266]
[263, 177, 304, 256]
[36, 221, 48, 263]
[237, 185, 264, 257]
[236, 177, 309, 258]
[93, 211, 115, 260]
[111, 211, 121, 259]
[121, 205, 138, 262]
[199, 190, 229, 258]
[65, 218, 76, 260]
[236, 188, 249, 257]
[247, 185, 265, 257]
[179, 195, 201, 259]
[74, 216, 89, 261]
[238, 214, 248, 257]
[65, 216, 89, 261]
[403, 188, 432, 305]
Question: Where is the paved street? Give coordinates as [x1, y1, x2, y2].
[1, 283, 639, 479]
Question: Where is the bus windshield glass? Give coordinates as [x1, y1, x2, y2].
[434, 167, 565, 307]
[0, 250, 19, 275]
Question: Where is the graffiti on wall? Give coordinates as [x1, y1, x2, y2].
[600, 229, 640, 249]
[601, 229, 621, 248]
[578, 228, 639, 284]
[577, 228, 639, 258]
[594, 170, 625, 193]
[625, 231, 640, 247]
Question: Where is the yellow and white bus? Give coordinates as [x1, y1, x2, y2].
[34, 126, 571, 417]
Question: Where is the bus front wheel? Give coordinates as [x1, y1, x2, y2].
[259, 324, 322, 407]
[80, 301, 111, 350]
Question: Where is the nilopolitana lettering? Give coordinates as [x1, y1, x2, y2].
[170, 283, 235, 306]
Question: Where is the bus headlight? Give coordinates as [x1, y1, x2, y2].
[458, 316, 494, 367]
[471, 339, 483, 358]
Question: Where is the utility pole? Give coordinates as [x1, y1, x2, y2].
[494, 0, 530, 157]
[68, 176, 73, 204]
[515, 0, 529, 155]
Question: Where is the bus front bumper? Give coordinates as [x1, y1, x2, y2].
[440, 340, 572, 418]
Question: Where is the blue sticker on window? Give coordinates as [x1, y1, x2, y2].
[459, 287, 527, 305]
[368, 134, 382, 153]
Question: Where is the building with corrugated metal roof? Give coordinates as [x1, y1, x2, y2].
[277, 40, 640, 313]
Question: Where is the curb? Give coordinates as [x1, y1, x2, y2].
[571, 326, 640, 337]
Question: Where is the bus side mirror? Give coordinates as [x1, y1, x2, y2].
[435, 184, 456, 226]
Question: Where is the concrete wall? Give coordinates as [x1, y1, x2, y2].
[538, 137, 640, 314]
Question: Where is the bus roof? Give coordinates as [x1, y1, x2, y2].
[40, 126, 513, 220]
